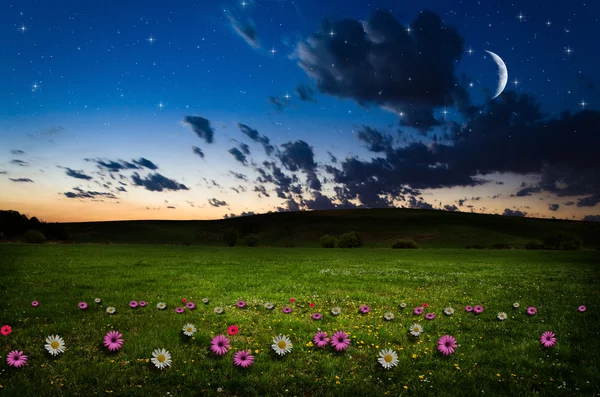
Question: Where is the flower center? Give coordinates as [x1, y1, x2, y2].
[384, 354, 393, 363]
[278, 341, 287, 349]
[51, 341, 59, 349]
[187, 327, 192, 332]
[112, 338, 117, 342]
[157, 354, 165, 363]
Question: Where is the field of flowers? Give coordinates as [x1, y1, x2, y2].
[0, 244, 599, 396]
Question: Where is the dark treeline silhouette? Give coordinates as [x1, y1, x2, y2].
[0, 210, 71, 242]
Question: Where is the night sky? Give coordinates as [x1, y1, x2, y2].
[1, 0, 599, 222]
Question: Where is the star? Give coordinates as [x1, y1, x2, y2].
[512, 79, 520, 87]
[516, 12, 525, 22]
[546, 20, 552, 27]
[31, 82, 39, 91]
[441, 108, 449, 120]
[579, 99, 587, 109]
[466, 47, 474, 56]
[18, 24, 27, 33]
[406, 26, 412, 34]
[158, 102, 164, 109]
[270, 47, 276, 55]
[328, 30, 335, 37]
[147, 36, 155, 44]
[283, 92, 291, 100]
[564, 46, 573, 56]
[241, 0, 248, 7]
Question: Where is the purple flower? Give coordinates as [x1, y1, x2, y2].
[359, 305, 370, 314]
[437, 335, 457, 356]
[311, 313, 323, 320]
[78, 302, 88, 310]
[186, 302, 196, 310]
[330, 331, 351, 351]
[527, 307, 537, 316]
[473, 305, 484, 314]
[174, 307, 185, 314]
[210, 335, 230, 356]
[578, 305, 586, 312]
[425, 312, 436, 320]
[413, 307, 423, 315]
[233, 349, 254, 368]
[129, 301, 138, 309]
[31, 300, 39, 307]
[282, 307, 292, 314]
[313, 331, 329, 348]
[540, 331, 556, 348]
[139, 301, 147, 307]
[465, 305, 473, 312]
[237, 300, 246, 308]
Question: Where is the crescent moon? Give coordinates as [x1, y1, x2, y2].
[485, 50, 508, 100]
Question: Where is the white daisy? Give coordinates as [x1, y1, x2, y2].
[513, 302, 520, 308]
[271, 334, 293, 356]
[331, 307, 341, 316]
[214, 306, 224, 314]
[156, 302, 167, 310]
[45, 335, 66, 356]
[182, 323, 196, 336]
[377, 348, 399, 370]
[409, 323, 423, 337]
[383, 312, 394, 321]
[399, 302, 407, 308]
[497, 312, 508, 321]
[151, 348, 172, 370]
[106, 306, 116, 314]
[202, 298, 209, 304]
[444, 307, 455, 316]
[264, 302, 274, 310]
[94, 298, 102, 304]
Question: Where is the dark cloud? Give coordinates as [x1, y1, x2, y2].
[10, 159, 29, 167]
[295, 84, 316, 103]
[223, 211, 256, 219]
[183, 116, 215, 144]
[444, 204, 459, 212]
[230, 171, 248, 181]
[0, 171, 7, 174]
[254, 185, 270, 198]
[268, 96, 289, 113]
[228, 147, 248, 165]
[208, 198, 228, 207]
[516, 186, 541, 197]
[192, 146, 205, 158]
[239, 143, 251, 155]
[327, 151, 338, 164]
[131, 172, 189, 192]
[576, 195, 600, 207]
[583, 215, 600, 222]
[257, 161, 299, 199]
[9, 178, 33, 183]
[166, 206, 176, 209]
[276, 198, 302, 213]
[503, 208, 526, 217]
[10, 149, 25, 155]
[85, 158, 140, 172]
[357, 126, 393, 152]
[64, 167, 93, 180]
[548, 203, 560, 211]
[564, 201, 575, 206]
[227, 14, 260, 49]
[407, 196, 434, 209]
[279, 140, 321, 191]
[238, 124, 275, 155]
[399, 108, 442, 133]
[116, 186, 127, 192]
[132, 157, 158, 170]
[64, 187, 118, 200]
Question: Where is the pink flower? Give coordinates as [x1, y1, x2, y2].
[437, 335, 457, 356]
[1, 325, 12, 336]
[330, 331, 351, 351]
[527, 307, 537, 316]
[6, 350, 27, 368]
[31, 300, 39, 307]
[578, 305, 586, 312]
[227, 325, 239, 336]
[309, 303, 315, 308]
[421, 303, 429, 308]
[359, 305, 370, 314]
[313, 331, 329, 348]
[210, 335, 230, 356]
[237, 300, 246, 308]
[465, 305, 473, 312]
[540, 331, 556, 348]
[186, 302, 196, 310]
[139, 301, 147, 307]
[79, 302, 88, 310]
[174, 307, 185, 314]
[282, 307, 292, 314]
[311, 313, 323, 320]
[182, 298, 188, 303]
[414, 307, 423, 315]
[473, 305, 484, 314]
[233, 350, 254, 368]
[289, 298, 295, 303]
[425, 312, 436, 320]
[104, 330, 124, 351]
[129, 301, 138, 309]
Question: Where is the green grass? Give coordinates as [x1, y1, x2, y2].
[1, 244, 599, 396]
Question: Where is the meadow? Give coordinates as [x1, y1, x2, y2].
[1, 244, 599, 396]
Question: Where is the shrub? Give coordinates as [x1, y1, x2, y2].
[320, 234, 337, 248]
[391, 239, 420, 249]
[336, 231, 363, 248]
[491, 243, 511, 249]
[245, 234, 259, 247]
[525, 240, 544, 250]
[24, 229, 46, 244]
[223, 228, 239, 247]
[465, 244, 486, 249]
[543, 231, 583, 250]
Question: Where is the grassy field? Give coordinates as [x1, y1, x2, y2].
[1, 244, 599, 396]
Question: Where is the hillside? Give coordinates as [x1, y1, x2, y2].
[60, 208, 600, 248]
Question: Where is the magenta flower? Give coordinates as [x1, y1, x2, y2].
[313, 331, 329, 348]
[186, 302, 196, 310]
[578, 305, 586, 312]
[527, 307, 537, 316]
[233, 349, 254, 368]
[6, 350, 28, 368]
[210, 335, 230, 356]
[540, 331, 556, 348]
[465, 305, 473, 312]
[311, 313, 323, 320]
[104, 330, 124, 351]
[437, 335, 457, 356]
[78, 302, 88, 310]
[414, 307, 423, 315]
[330, 331, 351, 352]
[359, 305, 370, 314]
[473, 305, 484, 314]
[129, 301, 138, 309]
[174, 307, 185, 314]
[237, 300, 247, 308]
[31, 300, 39, 307]
[139, 301, 147, 307]
[282, 307, 292, 314]
[425, 312, 436, 320]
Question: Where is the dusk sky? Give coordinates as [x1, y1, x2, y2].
[1, 0, 599, 222]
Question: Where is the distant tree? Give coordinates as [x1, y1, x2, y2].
[391, 239, 420, 249]
[543, 231, 582, 250]
[336, 231, 363, 248]
[320, 234, 337, 248]
[525, 240, 544, 250]
[245, 234, 259, 247]
[223, 228, 239, 247]
[24, 229, 46, 244]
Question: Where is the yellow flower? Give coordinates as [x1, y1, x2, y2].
[496, 374, 501, 377]
[404, 386, 408, 390]
[419, 375, 424, 379]
[412, 354, 417, 359]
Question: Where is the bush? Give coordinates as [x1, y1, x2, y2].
[244, 234, 259, 247]
[491, 243, 511, 249]
[391, 239, 420, 249]
[24, 229, 46, 244]
[336, 231, 363, 248]
[543, 231, 583, 250]
[320, 234, 337, 248]
[525, 240, 544, 250]
[223, 228, 239, 247]
[465, 244, 486, 249]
